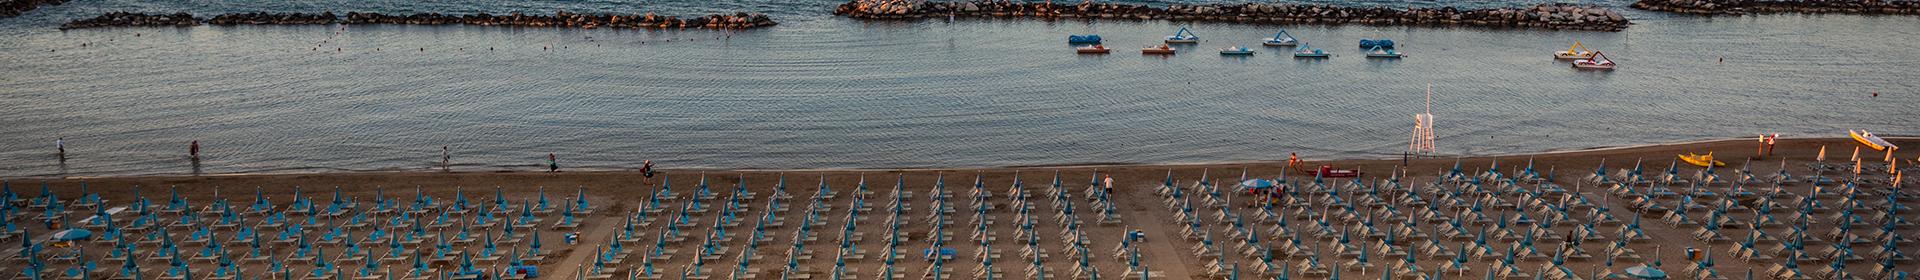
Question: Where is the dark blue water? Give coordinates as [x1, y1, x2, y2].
[2, 0, 1916, 177]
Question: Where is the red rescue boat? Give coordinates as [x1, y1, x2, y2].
[1076, 45, 1111, 54]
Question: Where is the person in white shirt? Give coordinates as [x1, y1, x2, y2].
[55, 137, 65, 156]
[1102, 175, 1114, 196]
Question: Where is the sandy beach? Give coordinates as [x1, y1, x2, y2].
[5, 137, 1914, 280]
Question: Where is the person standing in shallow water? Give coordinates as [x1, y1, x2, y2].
[547, 153, 559, 172]
[442, 146, 451, 171]
[55, 137, 65, 157]
[189, 140, 200, 160]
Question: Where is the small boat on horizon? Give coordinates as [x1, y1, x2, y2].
[1364, 45, 1402, 59]
[1142, 44, 1176, 55]
[1293, 43, 1329, 58]
[1263, 30, 1299, 47]
[1219, 46, 1255, 56]
[1572, 51, 1615, 70]
[1165, 27, 1199, 44]
[1554, 40, 1595, 59]
[1067, 34, 1102, 44]
[1850, 130, 1898, 151]
[1679, 152, 1727, 167]
[1076, 44, 1110, 54]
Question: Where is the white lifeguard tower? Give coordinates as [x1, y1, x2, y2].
[1408, 84, 1437, 157]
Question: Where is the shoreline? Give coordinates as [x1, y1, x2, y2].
[15, 137, 1912, 181]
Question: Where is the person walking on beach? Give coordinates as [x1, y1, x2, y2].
[547, 153, 559, 172]
[1288, 153, 1300, 169]
[189, 140, 200, 160]
[55, 137, 65, 158]
[1102, 174, 1114, 197]
[641, 160, 656, 184]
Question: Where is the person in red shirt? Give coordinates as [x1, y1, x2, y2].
[1766, 134, 1777, 156]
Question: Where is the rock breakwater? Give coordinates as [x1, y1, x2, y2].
[1, 0, 68, 18]
[1631, 0, 1920, 15]
[61, 12, 200, 29]
[835, 0, 1630, 31]
[62, 11, 777, 30]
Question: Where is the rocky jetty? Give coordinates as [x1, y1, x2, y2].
[342, 11, 776, 29]
[835, 0, 1630, 31]
[1, 0, 68, 17]
[208, 12, 337, 25]
[1631, 0, 1920, 15]
[61, 11, 776, 30]
[61, 12, 201, 29]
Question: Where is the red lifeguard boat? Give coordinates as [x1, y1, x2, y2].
[1076, 45, 1111, 54]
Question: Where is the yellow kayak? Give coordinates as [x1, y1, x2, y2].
[1679, 152, 1727, 167]
[1850, 130, 1897, 151]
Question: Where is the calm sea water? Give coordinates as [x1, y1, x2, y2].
[2, 0, 1916, 177]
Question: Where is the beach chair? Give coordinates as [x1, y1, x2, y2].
[1766, 264, 1808, 280]
[1541, 264, 1582, 280]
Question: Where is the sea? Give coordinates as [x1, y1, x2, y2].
[2, 0, 1916, 177]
